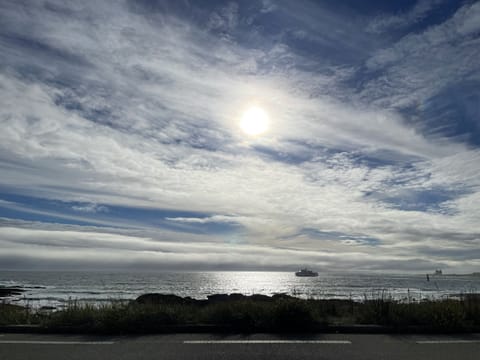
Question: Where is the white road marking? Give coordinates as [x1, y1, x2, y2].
[0, 340, 115, 345]
[184, 340, 351, 344]
[416, 340, 480, 344]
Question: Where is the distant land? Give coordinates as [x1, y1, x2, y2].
[430, 272, 480, 277]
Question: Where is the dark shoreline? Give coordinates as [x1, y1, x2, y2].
[1, 292, 480, 334]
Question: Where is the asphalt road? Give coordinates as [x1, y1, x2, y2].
[1, 333, 480, 360]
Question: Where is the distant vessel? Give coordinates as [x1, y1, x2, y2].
[295, 268, 318, 277]
[434, 269, 443, 275]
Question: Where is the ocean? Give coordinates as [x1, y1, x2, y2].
[1, 271, 479, 308]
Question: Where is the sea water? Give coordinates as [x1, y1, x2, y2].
[1, 271, 479, 308]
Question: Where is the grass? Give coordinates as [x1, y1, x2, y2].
[1, 294, 479, 333]
[0, 303, 36, 325]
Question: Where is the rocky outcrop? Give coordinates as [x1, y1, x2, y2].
[135, 293, 199, 305]
[134, 293, 295, 305]
[0, 287, 25, 298]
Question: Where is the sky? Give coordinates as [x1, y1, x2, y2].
[0, 0, 479, 273]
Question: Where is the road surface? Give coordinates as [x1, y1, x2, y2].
[1, 333, 479, 359]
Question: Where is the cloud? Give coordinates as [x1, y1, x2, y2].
[72, 203, 109, 213]
[363, 1, 480, 110]
[166, 215, 237, 224]
[2, 223, 476, 273]
[367, 0, 446, 33]
[0, 1, 479, 272]
[207, 2, 239, 33]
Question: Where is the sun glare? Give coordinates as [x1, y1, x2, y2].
[240, 106, 269, 136]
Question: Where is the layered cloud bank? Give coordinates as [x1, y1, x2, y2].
[0, 0, 479, 272]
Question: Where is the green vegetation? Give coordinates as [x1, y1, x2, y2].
[0, 303, 37, 325]
[1, 293, 479, 333]
[357, 296, 480, 330]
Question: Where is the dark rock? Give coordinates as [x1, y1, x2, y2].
[134, 292, 304, 307]
[207, 294, 231, 303]
[272, 293, 295, 301]
[207, 293, 251, 303]
[135, 293, 197, 305]
[0, 287, 26, 298]
[249, 294, 272, 302]
[228, 293, 247, 301]
[206, 293, 275, 303]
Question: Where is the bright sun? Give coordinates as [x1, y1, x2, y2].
[239, 106, 269, 136]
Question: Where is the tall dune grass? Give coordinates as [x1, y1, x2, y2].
[1, 293, 479, 333]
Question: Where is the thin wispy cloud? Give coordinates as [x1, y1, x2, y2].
[0, 0, 479, 272]
[367, 0, 447, 34]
